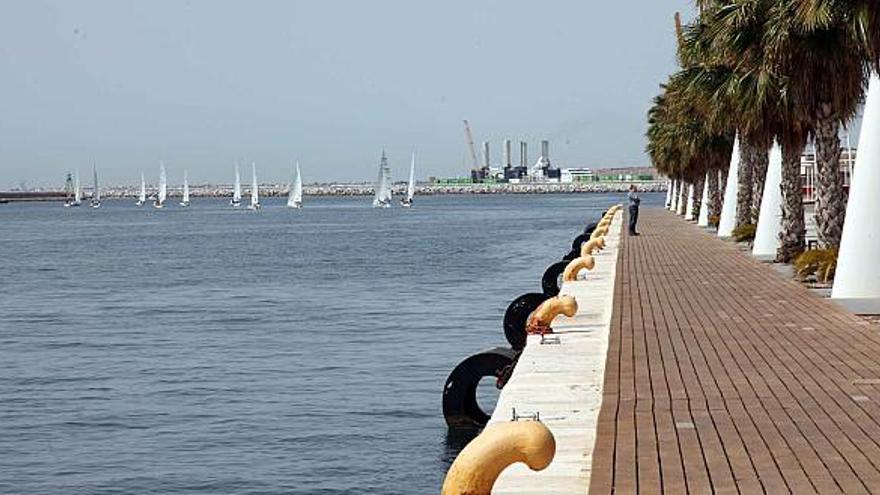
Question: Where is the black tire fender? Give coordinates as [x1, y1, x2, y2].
[442, 347, 519, 428]
[503, 292, 550, 350]
[541, 261, 568, 297]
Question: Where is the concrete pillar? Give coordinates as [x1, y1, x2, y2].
[697, 174, 710, 227]
[752, 141, 783, 260]
[832, 74, 880, 311]
[717, 135, 741, 237]
[685, 183, 695, 220]
[665, 179, 672, 207]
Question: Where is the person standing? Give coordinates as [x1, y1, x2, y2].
[627, 184, 641, 236]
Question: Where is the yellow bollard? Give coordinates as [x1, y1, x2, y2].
[590, 226, 608, 239]
[441, 421, 556, 495]
[563, 255, 595, 281]
[526, 295, 578, 333]
[597, 219, 611, 229]
[581, 237, 605, 256]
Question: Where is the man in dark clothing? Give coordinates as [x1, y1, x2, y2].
[627, 185, 640, 236]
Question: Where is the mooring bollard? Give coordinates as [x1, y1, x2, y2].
[526, 295, 577, 334]
[562, 255, 595, 281]
[590, 226, 609, 239]
[441, 421, 556, 495]
[581, 237, 605, 256]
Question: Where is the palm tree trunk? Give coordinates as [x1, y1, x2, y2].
[751, 142, 770, 223]
[708, 169, 722, 218]
[678, 181, 688, 215]
[737, 138, 757, 228]
[813, 105, 846, 249]
[693, 175, 704, 221]
[778, 143, 806, 262]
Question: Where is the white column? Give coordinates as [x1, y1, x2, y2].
[717, 135, 741, 237]
[665, 179, 672, 207]
[752, 141, 783, 260]
[684, 183, 695, 220]
[832, 74, 880, 311]
[669, 180, 678, 211]
[676, 183, 687, 215]
[697, 173, 710, 226]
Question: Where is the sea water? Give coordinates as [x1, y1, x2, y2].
[0, 193, 663, 494]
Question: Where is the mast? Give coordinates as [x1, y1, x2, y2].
[139, 173, 146, 203]
[288, 162, 302, 206]
[373, 151, 387, 206]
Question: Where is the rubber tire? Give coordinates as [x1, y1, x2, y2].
[542, 261, 568, 297]
[442, 347, 518, 428]
[503, 292, 549, 350]
[562, 248, 579, 262]
[571, 233, 589, 252]
[583, 221, 599, 235]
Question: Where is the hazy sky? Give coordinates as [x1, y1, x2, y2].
[0, 0, 693, 187]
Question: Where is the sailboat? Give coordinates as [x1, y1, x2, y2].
[73, 169, 82, 207]
[231, 162, 242, 207]
[248, 162, 261, 210]
[136, 173, 146, 206]
[154, 162, 167, 208]
[180, 170, 190, 207]
[400, 153, 416, 208]
[372, 151, 392, 208]
[90, 165, 101, 208]
[63, 173, 76, 207]
[287, 162, 303, 209]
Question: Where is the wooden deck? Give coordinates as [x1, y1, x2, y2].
[589, 208, 880, 494]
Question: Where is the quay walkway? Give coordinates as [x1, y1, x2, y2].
[589, 208, 880, 494]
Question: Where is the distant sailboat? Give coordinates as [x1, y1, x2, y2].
[372, 151, 392, 208]
[136, 173, 146, 206]
[64, 173, 76, 207]
[231, 162, 242, 207]
[400, 152, 415, 208]
[154, 162, 167, 208]
[90, 165, 101, 208]
[73, 169, 82, 206]
[180, 170, 190, 207]
[249, 162, 261, 210]
[287, 162, 303, 209]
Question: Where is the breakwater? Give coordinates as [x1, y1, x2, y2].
[2, 181, 666, 202]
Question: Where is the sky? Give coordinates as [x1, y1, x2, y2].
[0, 0, 694, 187]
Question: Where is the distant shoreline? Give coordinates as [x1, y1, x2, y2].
[1, 181, 666, 202]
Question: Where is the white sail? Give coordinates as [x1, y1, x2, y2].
[157, 162, 167, 206]
[250, 162, 260, 209]
[231, 162, 242, 206]
[288, 162, 303, 208]
[406, 153, 415, 202]
[74, 169, 82, 204]
[90, 165, 101, 207]
[138, 173, 146, 204]
[373, 151, 391, 207]
[181, 170, 190, 205]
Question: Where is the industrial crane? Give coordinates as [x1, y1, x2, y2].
[463, 120, 480, 172]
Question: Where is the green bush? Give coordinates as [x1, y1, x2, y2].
[794, 249, 838, 283]
[731, 223, 757, 243]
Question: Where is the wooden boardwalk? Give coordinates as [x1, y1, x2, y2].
[589, 208, 880, 494]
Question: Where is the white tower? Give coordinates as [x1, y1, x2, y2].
[752, 141, 783, 259]
[717, 135, 741, 237]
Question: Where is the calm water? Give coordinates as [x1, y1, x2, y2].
[0, 193, 662, 495]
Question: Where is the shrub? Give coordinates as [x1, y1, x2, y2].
[731, 223, 757, 243]
[794, 249, 838, 283]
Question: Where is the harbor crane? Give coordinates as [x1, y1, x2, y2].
[463, 120, 480, 172]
